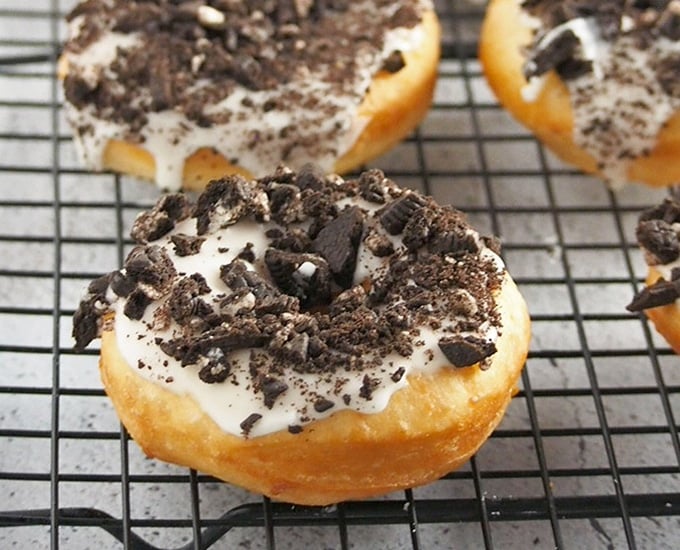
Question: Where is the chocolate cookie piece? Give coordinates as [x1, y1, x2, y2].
[264, 248, 332, 308]
[131, 193, 192, 243]
[170, 234, 206, 257]
[438, 335, 497, 368]
[379, 192, 427, 235]
[637, 219, 680, 264]
[312, 206, 364, 288]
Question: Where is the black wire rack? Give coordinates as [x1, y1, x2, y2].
[1, 1, 679, 548]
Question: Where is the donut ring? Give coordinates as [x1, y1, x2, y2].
[60, 2, 440, 191]
[480, 0, 680, 188]
[73, 167, 531, 505]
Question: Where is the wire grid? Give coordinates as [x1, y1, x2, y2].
[1, 0, 679, 548]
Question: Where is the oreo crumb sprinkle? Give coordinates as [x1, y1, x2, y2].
[72, 168, 506, 437]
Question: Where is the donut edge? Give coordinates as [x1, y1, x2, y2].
[98, 271, 530, 506]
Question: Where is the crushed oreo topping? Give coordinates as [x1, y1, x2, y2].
[628, 195, 680, 311]
[72, 167, 505, 437]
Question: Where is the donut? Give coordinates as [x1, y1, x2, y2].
[59, 1, 440, 191]
[72, 166, 531, 505]
[627, 194, 680, 354]
[480, 0, 680, 188]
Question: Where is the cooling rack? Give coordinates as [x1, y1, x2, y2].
[1, 1, 679, 548]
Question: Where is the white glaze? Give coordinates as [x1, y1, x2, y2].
[63, 1, 431, 191]
[111, 187, 504, 439]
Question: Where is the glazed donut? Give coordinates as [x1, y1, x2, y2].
[627, 195, 680, 354]
[72, 166, 531, 505]
[60, 1, 440, 191]
[480, 0, 680, 188]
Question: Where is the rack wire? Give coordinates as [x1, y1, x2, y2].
[1, 0, 679, 548]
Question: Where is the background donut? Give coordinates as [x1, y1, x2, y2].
[60, 1, 441, 191]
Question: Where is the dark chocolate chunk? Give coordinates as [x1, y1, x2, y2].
[124, 245, 176, 294]
[329, 286, 366, 316]
[288, 424, 303, 434]
[110, 271, 136, 297]
[438, 335, 497, 368]
[185, 325, 270, 364]
[381, 50, 406, 73]
[363, 231, 394, 257]
[240, 413, 263, 435]
[269, 227, 311, 253]
[636, 219, 680, 264]
[627, 277, 680, 311]
[194, 176, 268, 235]
[524, 29, 581, 80]
[264, 248, 331, 307]
[311, 206, 364, 288]
[236, 242, 256, 263]
[72, 297, 103, 351]
[359, 375, 380, 400]
[379, 193, 427, 235]
[87, 273, 111, 296]
[268, 183, 302, 224]
[358, 169, 388, 204]
[656, 55, 680, 97]
[280, 332, 310, 362]
[261, 376, 289, 408]
[295, 163, 325, 191]
[391, 366, 406, 383]
[168, 274, 213, 326]
[313, 397, 335, 413]
[124, 289, 153, 320]
[130, 193, 191, 243]
[170, 234, 206, 256]
[198, 349, 231, 383]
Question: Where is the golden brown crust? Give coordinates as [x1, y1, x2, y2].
[62, 11, 440, 192]
[644, 267, 680, 354]
[479, 0, 680, 188]
[98, 272, 530, 505]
